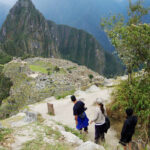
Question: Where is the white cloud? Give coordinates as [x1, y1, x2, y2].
[0, 0, 17, 6]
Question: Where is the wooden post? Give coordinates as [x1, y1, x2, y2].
[47, 103, 55, 116]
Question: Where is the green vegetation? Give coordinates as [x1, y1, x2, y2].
[0, 51, 12, 65]
[0, 73, 13, 105]
[0, 66, 13, 105]
[21, 122, 71, 150]
[66, 66, 77, 74]
[56, 122, 87, 142]
[29, 61, 65, 75]
[54, 66, 60, 72]
[21, 54, 35, 60]
[55, 89, 75, 100]
[0, 128, 13, 143]
[63, 125, 87, 142]
[0, 51, 13, 107]
[0, 65, 3, 72]
[88, 74, 94, 80]
[29, 65, 48, 74]
[101, 0, 150, 80]
[111, 74, 150, 140]
[21, 140, 71, 150]
[102, 0, 150, 142]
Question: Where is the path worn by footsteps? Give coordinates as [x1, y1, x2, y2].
[29, 85, 121, 150]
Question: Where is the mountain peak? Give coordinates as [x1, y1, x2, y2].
[16, 0, 33, 7]
[0, 0, 123, 77]
[10, 0, 35, 14]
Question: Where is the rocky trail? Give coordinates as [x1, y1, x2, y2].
[29, 84, 120, 149]
[0, 79, 124, 150]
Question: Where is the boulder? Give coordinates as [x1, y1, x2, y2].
[24, 111, 37, 122]
[60, 131, 83, 145]
[75, 141, 105, 150]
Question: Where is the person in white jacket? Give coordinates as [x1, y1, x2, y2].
[90, 98, 107, 144]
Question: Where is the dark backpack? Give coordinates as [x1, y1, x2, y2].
[104, 116, 110, 133]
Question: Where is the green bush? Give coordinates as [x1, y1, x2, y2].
[88, 74, 94, 80]
[21, 54, 35, 60]
[56, 122, 87, 142]
[0, 128, 13, 142]
[0, 73, 13, 105]
[0, 52, 12, 65]
[55, 90, 75, 100]
[112, 74, 150, 139]
[54, 66, 60, 72]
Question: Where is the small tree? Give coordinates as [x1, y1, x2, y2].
[88, 74, 94, 81]
[101, 0, 150, 83]
[0, 73, 13, 105]
[54, 66, 60, 72]
[47, 68, 51, 75]
[101, 0, 150, 141]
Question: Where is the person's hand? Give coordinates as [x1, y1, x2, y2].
[76, 121, 78, 127]
[90, 121, 93, 124]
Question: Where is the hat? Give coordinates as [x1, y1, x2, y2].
[96, 98, 103, 104]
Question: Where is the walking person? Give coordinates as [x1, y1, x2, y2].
[119, 108, 138, 150]
[71, 95, 89, 133]
[90, 98, 107, 144]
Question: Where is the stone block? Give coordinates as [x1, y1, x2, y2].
[24, 111, 37, 122]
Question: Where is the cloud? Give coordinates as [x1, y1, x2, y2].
[0, 0, 17, 6]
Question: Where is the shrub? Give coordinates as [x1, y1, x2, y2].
[0, 128, 13, 143]
[54, 66, 60, 72]
[21, 54, 35, 60]
[55, 90, 75, 100]
[0, 52, 12, 65]
[0, 73, 13, 105]
[88, 74, 94, 80]
[111, 74, 150, 140]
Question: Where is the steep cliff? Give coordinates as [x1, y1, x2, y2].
[0, 0, 123, 76]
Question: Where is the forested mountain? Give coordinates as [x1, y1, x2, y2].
[0, 0, 149, 52]
[0, 0, 124, 76]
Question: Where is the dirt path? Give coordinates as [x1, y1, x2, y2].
[29, 85, 120, 150]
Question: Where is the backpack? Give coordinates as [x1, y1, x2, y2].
[104, 116, 110, 133]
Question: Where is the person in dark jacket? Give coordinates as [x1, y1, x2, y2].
[71, 95, 89, 133]
[119, 108, 138, 150]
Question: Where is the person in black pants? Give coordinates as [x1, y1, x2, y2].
[90, 98, 107, 144]
[119, 108, 138, 150]
[71, 95, 89, 133]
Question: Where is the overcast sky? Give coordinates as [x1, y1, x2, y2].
[0, 0, 17, 6]
[0, 0, 124, 6]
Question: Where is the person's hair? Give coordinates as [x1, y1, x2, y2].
[99, 103, 104, 114]
[126, 108, 133, 117]
[71, 95, 76, 102]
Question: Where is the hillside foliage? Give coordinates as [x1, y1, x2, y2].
[111, 73, 150, 140]
[0, 51, 12, 64]
[102, 0, 150, 141]
[0, 51, 13, 107]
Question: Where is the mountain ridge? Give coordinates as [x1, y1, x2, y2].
[0, 0, 124, 76]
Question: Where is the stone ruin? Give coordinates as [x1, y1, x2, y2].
[24, 111, 37, 122]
